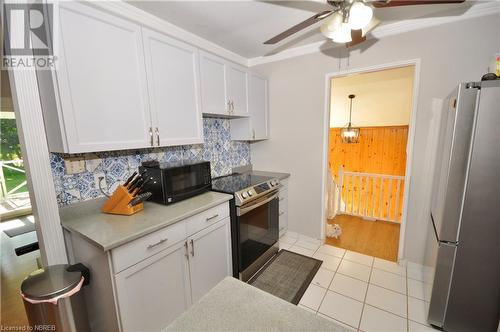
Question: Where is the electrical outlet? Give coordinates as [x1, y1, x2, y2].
[65, 157, 85, 174]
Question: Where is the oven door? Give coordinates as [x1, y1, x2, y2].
[236, 191, 279, 274]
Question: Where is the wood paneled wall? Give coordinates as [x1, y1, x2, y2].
[329, 126, 409, 222]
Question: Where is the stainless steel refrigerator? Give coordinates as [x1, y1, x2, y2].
[428, 80, 500, 331]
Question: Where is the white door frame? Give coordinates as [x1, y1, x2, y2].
[320, 59, 421, 262]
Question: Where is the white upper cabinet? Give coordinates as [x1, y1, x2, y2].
[142, 28, 203, 147]
[226, 64, 249, 117]
[248, 74, 269, 139]
[230, 73, 269, 141]
[199, 51, 229, 116]
[39, 3, 269, 153]
[199, 51, 249, 118]
[49, 2, 152, 153]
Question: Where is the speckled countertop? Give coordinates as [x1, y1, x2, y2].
[60, 191, 232, 251]
[166, 277, 348, 332]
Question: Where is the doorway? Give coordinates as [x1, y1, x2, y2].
[323, 63, 418, 262]
[1, 70, 37, 328]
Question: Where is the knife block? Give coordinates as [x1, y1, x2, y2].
[101, 185, 144, 216]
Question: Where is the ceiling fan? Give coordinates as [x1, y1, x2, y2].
[263, 0, 466, 48]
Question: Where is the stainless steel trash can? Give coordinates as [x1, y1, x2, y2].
[21, 264, 90, 332]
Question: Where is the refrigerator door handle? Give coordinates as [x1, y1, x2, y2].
[431, 213, 459, 247]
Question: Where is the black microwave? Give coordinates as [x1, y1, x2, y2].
[139, 160, 211, 205]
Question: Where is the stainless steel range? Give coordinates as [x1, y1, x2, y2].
[211, 173, 280, 281]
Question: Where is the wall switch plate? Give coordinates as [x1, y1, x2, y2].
[65, 157, 85, 174]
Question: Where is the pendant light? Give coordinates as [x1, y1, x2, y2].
[341, 94, 360, 143]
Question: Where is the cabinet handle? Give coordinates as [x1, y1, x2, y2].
[279, 197, 285, 202]
[190, 239, 195, 256]
[206, 214, 219, 222]
[252, 129, 256, 140]
[147, 238, 168, 249]
[227, 100, 232, 114]
[155, 127, 160, 146]
[184, 241, 189, 259]
[231, 100, 235, 112]
[149, 127, 153, 146]
[279, 212, 285, 216]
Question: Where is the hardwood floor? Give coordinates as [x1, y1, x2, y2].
[325, 214, 400, 262]
[1, 219, 38, 328]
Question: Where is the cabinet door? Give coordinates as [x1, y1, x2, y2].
[226, 64, 248, 116]
[187, 218, 232, 302]
[199, 51, 228, 116]
[114, 241, 191, 331]
[56, 2, 152, 153]
[248, 74, 269, 139]
[143, 28, 203, 147]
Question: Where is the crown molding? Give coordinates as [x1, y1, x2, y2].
[248, 2, 500, 67]
[89, 1, 248, 66]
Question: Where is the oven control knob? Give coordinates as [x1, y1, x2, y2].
[247, 190, 253, 197]
[241, 192, 248, 199]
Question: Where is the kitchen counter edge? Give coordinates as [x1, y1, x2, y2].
[60, 191, 233, 251]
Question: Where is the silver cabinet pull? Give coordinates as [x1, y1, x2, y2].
[184, 241, 189, 259]
[231, 100, 235, 112]
[206, 214, 219, 222]
[227, 100, 232, 114]
[147, 238, 168, 249]
[155, 127, 160, 146]
[279, 211, 285, 216]
[252, 129, 256, 140]
[190, 239, 194, 256]
[279, 197, 285, 202]
[149, 127, 153, 146]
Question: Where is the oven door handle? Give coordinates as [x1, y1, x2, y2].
[237, 192, 278, 216]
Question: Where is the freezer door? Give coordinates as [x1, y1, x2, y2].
[428, 243, 457, 327]
[429, 83, 478, 244]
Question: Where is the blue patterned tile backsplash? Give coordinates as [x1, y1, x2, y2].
[51, 118, 250, 206]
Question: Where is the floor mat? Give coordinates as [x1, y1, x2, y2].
[248, 249, 322, 304]
[3, 216, 35, 237]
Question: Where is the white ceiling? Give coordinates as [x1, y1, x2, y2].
[127, 1, 477, 58]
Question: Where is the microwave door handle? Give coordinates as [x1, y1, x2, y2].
[237, 193, 278, 216]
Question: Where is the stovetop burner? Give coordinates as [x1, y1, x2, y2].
[211, 173, 273, 193]
[211, 173, 280, 206]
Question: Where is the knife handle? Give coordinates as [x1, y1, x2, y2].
[124, 171, 137, 186]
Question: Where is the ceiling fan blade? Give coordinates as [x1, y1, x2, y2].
[263, 10, 333, 44]
[346, 29, 366, 48]
[372, 0, 465, 8]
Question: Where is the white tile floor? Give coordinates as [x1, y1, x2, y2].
[280, 234, 438, 332]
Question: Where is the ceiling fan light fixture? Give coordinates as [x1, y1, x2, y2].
[321, 14, 352, 43]
[348, 1, 373, 30]
[331, 23, 352, 43]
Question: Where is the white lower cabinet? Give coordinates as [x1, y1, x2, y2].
[65, 201, 232, 332]
[114, 241, 191, 331]
[113, 214, 232, 331]
[187, 218, 232, 302]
